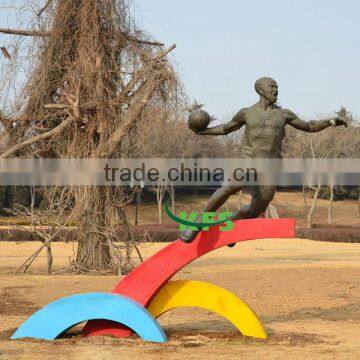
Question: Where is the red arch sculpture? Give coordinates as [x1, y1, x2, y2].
[84, 218, 295, 337]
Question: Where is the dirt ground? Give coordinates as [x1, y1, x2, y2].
[0, 238, 359, 360]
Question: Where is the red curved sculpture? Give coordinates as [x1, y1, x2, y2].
[84, 218, 295, 337]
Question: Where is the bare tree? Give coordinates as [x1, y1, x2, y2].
[307, 184, 321, 228]
[168, 185, 175, 213]
[151, 185, 167, 224]
[10, 187, 75, 274]
[0, 1, 181, 272]
[302, 186, 308, 214]
[328, 185, 334, 224]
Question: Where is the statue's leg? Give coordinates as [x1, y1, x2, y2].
[227, 186, 276, 247]
[230, 198, 270, 220]
[180, 185, 242, 243]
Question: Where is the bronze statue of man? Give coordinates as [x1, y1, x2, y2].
[181, 77, 347, 243]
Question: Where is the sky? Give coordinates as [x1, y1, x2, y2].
[134, 0, 360, 120]
[0, 0, 359, 121]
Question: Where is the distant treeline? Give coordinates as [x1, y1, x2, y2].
[0, 185, 358, 217]
[0, 186, 43, 215]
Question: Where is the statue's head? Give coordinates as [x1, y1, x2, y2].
[255, 77, 278, 104]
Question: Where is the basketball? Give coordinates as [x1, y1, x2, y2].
[188, 110, 211, 131]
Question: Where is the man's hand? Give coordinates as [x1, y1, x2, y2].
[331, 117, 348, 127]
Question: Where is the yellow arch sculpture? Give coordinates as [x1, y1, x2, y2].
[148, 280, 267, 339]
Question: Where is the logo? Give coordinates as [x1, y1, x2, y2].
[164, 202, 234, 231]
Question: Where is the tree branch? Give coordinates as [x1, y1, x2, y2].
[127, 35, 164, 47]
[147, 43, 176, 61]
[100, 80, 157, 157]
[14, 210, 76, 274]
[1, 47, 11, 60]
[0, 117, 74, 159]
[116, 44, 176, 101]
[62, 78, 82, 123]
[0, 27, 164, 46]
[100, 45, 176, 157]
[0, 27, 51, 37]
[37, 0, 53, 17]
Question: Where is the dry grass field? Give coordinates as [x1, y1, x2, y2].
[1, 240, 360, 359]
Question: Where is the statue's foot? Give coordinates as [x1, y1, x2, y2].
[180, 229, 200, 243]
[227, 213, 240, 248]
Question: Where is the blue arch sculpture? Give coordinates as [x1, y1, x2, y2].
[11, 293, 167, 343]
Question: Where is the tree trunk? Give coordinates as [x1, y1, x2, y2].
[307, 184, 321, 229]
[30, 186, 35, 231]
[357, 187, 360, 217]
[328, 185, 334, 224]
[302, 186, 308, 214]
[153, 185, 167, 224]
[169, 185, 175, 213]
[135, 188, 141, 225]
[75, 187, 116, 272]
[45, 243, 53, 274]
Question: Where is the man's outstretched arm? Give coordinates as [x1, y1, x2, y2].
[284, 109, 347, 132]
[190, 109, 247, 136]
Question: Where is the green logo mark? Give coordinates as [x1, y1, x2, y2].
[164, 202, 234, 231]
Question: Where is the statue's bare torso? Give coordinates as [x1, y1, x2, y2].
[242, 103, 286, 158]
